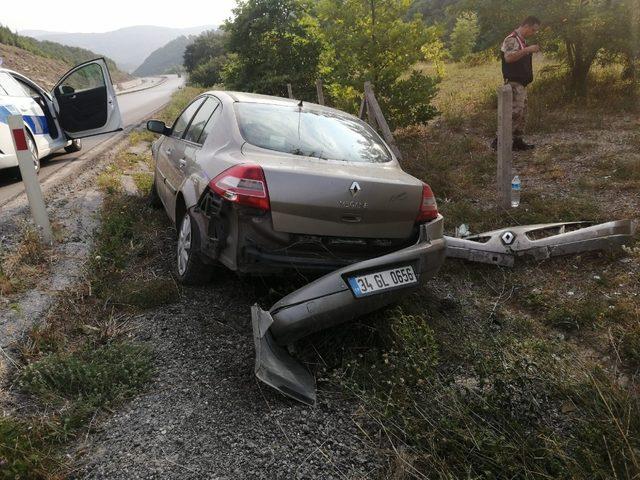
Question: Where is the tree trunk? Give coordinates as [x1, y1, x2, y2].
[570, 62, 590, 97]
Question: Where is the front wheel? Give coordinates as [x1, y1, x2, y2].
[64, 139, 82, 153]
[176, 211, 212, 285]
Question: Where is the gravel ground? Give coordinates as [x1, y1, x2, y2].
[73, 244, 383, 479]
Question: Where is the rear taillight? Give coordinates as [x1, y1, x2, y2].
[209, 164, 270, 211]
[416, 183, 438, 222]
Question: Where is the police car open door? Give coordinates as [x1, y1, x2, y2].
[51, 58, 122, 139]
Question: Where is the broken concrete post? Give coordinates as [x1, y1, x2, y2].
[315, 79, 325, 105]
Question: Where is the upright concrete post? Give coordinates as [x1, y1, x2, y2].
[497, 85, 513, 210]
[315, 79, 325, 106]
[8, 115, 53, 244]
[287, 83, 293, 99]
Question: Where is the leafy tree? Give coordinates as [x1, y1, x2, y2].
[467, 0, 638, 95]
[221, 0, 322, 98]
[189, 55, 228, 87]
[183, 30, 226, 73]
[314, 0, 440, 127]
[450, 11, 479, 60]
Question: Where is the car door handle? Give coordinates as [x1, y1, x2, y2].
[178, 158, 187, 168]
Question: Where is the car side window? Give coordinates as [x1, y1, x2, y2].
[0, 72, 28, 97]
[183, 97, 220, 145]
[197, 99, 223, 145]
[171, 98, 205, 139]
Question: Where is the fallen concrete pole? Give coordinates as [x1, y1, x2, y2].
[445, 220, 636, 266]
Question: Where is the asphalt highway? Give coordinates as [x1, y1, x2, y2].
[0, 75, 184, 205]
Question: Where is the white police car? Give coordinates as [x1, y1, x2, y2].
[0, 58, 122, 177]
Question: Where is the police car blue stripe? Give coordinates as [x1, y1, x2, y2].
[23, 115, 49, 135]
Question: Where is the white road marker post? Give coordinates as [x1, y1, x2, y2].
[8, 115, 53, 244]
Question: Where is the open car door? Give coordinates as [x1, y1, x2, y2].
[51, 58, 122, 139]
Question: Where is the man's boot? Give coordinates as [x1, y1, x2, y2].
[490, 137, 498, 151]
[513, 137, 535, 151]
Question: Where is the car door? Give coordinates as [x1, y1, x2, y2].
[156, 96, 206, 220]
[51, 58, 122, 139]
[172, 96, 221, 192]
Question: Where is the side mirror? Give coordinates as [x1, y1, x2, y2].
[147, 120, 170, 136]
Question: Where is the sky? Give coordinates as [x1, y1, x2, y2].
[3, 0, 237, 33]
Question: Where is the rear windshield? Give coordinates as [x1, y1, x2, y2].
[235, 102, 392, 163]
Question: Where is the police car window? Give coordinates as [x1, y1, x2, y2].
[16, 79, 39, 98]
[0, 72, 28, 97]
[171, 98, 205, 139]
[183, 97, 220, 144]
[57, 63, 105, 95]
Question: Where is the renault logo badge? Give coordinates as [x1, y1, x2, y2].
[501, 231, 516, 245]
[349, 181, 361, 197]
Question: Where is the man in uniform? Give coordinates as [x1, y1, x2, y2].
[492, 16, 541, 151]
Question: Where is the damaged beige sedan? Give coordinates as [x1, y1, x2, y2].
[147, 91, 636, 406]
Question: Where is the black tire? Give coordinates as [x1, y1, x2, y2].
[176, 210, 212, 285]
[148, 172, 163, 209]
[64, 139, 82, 153]
[14, 132, 40, 179]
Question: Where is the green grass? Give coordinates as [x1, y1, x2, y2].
[316, 289, 640, 479]
[0, 123, 181, 477]
[346, 59, 640, 478]
[0, 343, 152, 479]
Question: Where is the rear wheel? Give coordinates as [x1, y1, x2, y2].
[64, 139, 82, 153]
[176, 210, 212, 285]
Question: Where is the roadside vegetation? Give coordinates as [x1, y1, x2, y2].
[176, 1, 635, 476]
[0, 96, 186, 476]
[307, 39, 639, 479]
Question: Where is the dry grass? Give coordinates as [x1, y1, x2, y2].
[330, 59, 640, 478]
[0, 226, 51, 296]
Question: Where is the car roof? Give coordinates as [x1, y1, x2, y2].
[206, 90, 352, 116]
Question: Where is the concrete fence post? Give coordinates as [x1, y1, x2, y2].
[363, 82, 402, 161]
[497, 85, 513, 210]
[8, 115, 53, 244]
[315, 79, 325, 106]
[287, 83, 293, 99]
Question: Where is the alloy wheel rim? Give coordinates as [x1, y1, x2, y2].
[177, 213, 191, 275]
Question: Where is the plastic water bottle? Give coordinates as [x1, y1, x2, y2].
[511, 175, 521, 208]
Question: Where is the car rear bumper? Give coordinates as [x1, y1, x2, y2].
[265, 215, 445, 345]
[251, 215, 445, 405]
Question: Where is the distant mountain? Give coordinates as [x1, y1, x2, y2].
[0, 25, 131, 86]
[134, 36, 194, 77]
[22, 25, 216, 73]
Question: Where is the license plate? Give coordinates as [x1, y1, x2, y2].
[348, 266, 417, 298]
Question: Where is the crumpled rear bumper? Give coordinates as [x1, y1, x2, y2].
[251, 216, 446, 405]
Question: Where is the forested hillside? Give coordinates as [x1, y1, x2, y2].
[0, 25, 132, 85]
[134, 36, 193, 76]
